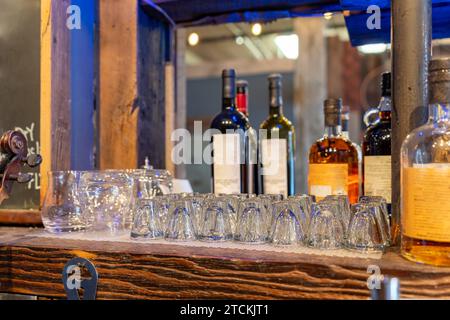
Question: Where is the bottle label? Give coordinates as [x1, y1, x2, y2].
[213, 133, 241, 194]
[261, 138, 288, 198]
[403, 165, 450, 243]
[364, 155, 392, 203]
[308, 163, 348, 201]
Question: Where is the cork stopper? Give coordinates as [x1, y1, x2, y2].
[429, 58, 450, 104]
[324, 98, 343, 127]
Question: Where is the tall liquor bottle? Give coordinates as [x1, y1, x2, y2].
[210, 69, 255, 194]
[363, 72, 392, 211]
[308, 98, 359, 203]
[401, 58, 450, 266]
[236, 80, 249, 117]
[260, 74, 295, 197]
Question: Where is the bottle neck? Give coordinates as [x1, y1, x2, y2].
[222, 97, 236, 111]
[325, 125, 342, 137]
[429, 103, 450, 123]
[269, 105, 283, 116]
[378, 96, 392, 120]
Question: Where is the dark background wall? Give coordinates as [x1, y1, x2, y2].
[0, 0, 40, 209]
[185, 72, 295, 193]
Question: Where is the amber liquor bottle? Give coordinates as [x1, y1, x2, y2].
[308, 98, 360, 204]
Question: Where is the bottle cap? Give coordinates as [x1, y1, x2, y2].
[236, 80, 248, 93]
[381, 72, 391, 97]
[324, 98, 343, 127]
[268, 74, 282, 88]
[429, 58, 450, 104]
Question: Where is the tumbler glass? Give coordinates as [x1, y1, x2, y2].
[346, 203, 387, 252]
[307, 203, 345, 249]
[79, 170, 134, 234]
[235, 199, 268, 244]
[198, 197, 233, 241]
[164, 199, 197, 241]
[184, 195, 206, 232]
[131, 199, 164, 239]
[268, 201, 306, 245]
[41, 171, 84, 233]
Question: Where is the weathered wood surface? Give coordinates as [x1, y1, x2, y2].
[99, 0, 169, 170]
[0, 227, 450, 300]
[293, 18, 327, 194]
[0, 210, 42, 226]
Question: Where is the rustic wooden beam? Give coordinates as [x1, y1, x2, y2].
[293, 18, 327, 194]
[1, 227, 450, 299]
[40, 0, 96, 199]
[99, 0, 169, 170]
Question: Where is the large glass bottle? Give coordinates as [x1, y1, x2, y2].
[308, 98, 360, 204]
[363, 72, 392, 212]
[210, 69, 255, 195]
[401, 58, 450, 266]
[260, 74, 295, 197]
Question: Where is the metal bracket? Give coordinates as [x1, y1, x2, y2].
[62, 257, 99, 300]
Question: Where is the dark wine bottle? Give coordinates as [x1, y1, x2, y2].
[210, 69, 256, 194]
[363, 72, 392, 209]
[260, 74, 295, 197]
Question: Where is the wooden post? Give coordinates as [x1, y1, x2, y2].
[40, 0, 96, 201]
[98, 0, 169, 170]
[293, 18, 327, 194]
[175, 28, 187, 179]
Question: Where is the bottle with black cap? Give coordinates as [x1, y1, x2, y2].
[401, 58, 450, 266]
[210, 69, 255, 195]
[308, 98, 360, 204]
[363, 72, 392, 214]
[260, 74, 295, 197]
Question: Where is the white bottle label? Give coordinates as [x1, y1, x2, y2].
[261, 138, 288, 198]
[364, 155, 392, 203]
[213, 133, 241, 194]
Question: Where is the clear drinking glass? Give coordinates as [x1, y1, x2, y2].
[164, 199, 197, 241]
[235, 199, 267, 244]
[323, 195, 351, 229]
[287, 195, 313, 231]
[184, 195, 206, 232]
[346, 203, 387, 252]
[41, 171, 84, 233]
[79, 170, 134, 234]
[131, 199, 164, 239]
[307, 203, 345, 249]
[198, 198, 233, 241]
[269, 201, 305, 245]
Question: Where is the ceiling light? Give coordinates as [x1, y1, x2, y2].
[235, 36, 244, 45]
[274, 34, 299, 60]
[188, 32, 199, 46]
[251, 23, 262, 36]
[357, 43, 390, 55]
[324, 12, 334, 20]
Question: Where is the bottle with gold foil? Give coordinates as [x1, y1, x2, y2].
[308, 98, 360, 204]
[401, 58, 450, 266]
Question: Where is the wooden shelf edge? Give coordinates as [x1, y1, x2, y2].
[1, 227, 450, 300]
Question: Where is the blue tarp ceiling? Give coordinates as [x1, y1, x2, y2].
[146, 0, 450, 46]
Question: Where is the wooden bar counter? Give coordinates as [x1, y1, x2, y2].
[1, 227, 450, 300]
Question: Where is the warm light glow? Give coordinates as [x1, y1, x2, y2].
[235, 36, 244, 45]
[188, 32, 199, 46]
[357, 43, 390, 54]
[274, 34, 299, 60]
[251, 23, 262, 36]
[324, 12, 334, 20]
